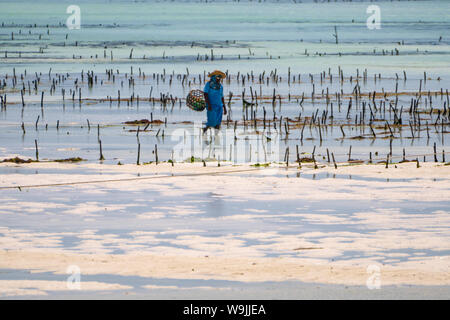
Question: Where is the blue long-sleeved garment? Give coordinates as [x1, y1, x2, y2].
[203, 81, 223, 128]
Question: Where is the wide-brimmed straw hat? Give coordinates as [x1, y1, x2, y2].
[208, 70, 226, 78]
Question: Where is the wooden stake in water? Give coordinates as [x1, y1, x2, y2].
[99, 140, 105, 161]
[389, 139, 393, 156]
[332, 26, 338, 44]
[434, 142, 438, 162]
[21, 90, 25, 107]
[35, 139, 39, 161]
[370, 125, 376, 138]
[137, 143, 140, 165]
[286, 147, 289, 167]
[340, 125, 345, 138]
[332, 152, 337, 169]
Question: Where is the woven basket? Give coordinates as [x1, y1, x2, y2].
[186, 89, 206, 111]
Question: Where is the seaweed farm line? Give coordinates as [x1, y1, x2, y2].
[0, 0, 449, 166]
[0, 67, 449, 166]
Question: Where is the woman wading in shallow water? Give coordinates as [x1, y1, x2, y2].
[203, 70, 227, 134]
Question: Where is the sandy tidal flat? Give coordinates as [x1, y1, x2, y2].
[0, 161, 449, 297]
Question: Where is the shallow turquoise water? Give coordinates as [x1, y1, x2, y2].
[0, 0, 449, 74]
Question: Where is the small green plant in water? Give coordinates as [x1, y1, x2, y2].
[186, 156, 202, 163]
[251, 163, 270, 167]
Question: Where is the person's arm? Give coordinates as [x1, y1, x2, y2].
[204, 92, 212, 111]
[220, 86, 226, 115]
[203, 84, 212, 111]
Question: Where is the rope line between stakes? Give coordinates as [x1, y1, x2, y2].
[0, 151, 448, 190]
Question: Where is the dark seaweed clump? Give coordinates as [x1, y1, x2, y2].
[53, 157, 85, 163]
[1, 157, 36, 163]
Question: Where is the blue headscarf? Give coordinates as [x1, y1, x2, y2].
[209, 75, 222, 90]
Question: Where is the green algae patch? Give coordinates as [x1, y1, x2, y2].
[1, 157, 37, 164]
[124, 119, 164, 125]
[185, 156, 203, 163]
[53, 157, 85, 163]
[2, 157, 85, 164]
[251, 163, 271, 167]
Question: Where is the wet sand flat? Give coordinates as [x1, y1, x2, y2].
[0, 161, 448, 297]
